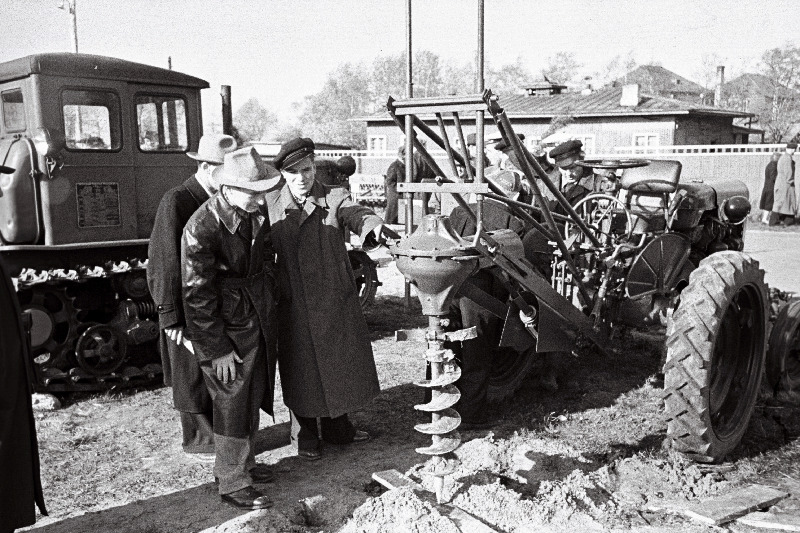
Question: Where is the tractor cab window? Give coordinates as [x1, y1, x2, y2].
[136, 95, 188, 152]
[2, 89, 26, 132]
[62, 89, 121, 151]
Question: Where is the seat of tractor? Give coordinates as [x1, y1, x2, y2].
[620, 160, 682, 194]
[620, 160, 683, 233]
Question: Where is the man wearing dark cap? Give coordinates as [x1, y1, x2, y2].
[182, 147, 281, 509]
[267, 137, 385, 459]
[148, 133, 237, 457]
[548, 140, 598, 206]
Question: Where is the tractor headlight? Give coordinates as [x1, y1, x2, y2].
[720, 196, 751, 225]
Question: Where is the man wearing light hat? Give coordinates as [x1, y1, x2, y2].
[147, 133, 236, 458]
[266, 137, 385, 460]
[182, 147, 281, 509]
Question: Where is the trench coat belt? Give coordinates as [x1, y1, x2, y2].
[218, 268, 273, 289]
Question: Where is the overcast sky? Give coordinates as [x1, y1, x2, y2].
[2, 0, 799, 127]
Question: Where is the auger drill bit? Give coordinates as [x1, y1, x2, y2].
[390, 215, 480, 504]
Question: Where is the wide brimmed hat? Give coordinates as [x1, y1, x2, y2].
[187, 134, 237, 164]
[213, 147, 281, 192]
[274, 137, 315, 170]
[0, 165, 14, 174]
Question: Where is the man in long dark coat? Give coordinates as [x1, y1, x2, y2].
[267, 138, 384, 459]
[0, 180, 47, 531]
[760, 151, 780, 224]
[182, 147, 280, 509]
[147, 134, 236, 456]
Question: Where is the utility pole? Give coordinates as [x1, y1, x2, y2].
[404, 0, 414, 307]
[58, 0, 79, 53]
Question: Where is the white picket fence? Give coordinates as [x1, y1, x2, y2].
[270, 144, 791, 209]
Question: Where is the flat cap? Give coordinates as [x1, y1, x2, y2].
[787, 142, 798, 150]
[274, 137, 315, 170]
[493, 134, 526, 153]
[549, 139, 583, 159]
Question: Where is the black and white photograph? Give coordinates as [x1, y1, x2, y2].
[2, 1, 800, 531]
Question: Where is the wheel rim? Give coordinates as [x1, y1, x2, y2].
[708, 283, 764, 442]
[783, 323, 800, 390]
[75, 324, 127, 375]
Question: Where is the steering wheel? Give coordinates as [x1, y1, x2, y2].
[563, 193, 633, 247]
[574, 159, 650, 170]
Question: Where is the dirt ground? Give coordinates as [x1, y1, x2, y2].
[23, 227, 800, 533]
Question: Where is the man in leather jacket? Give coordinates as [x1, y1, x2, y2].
[181, 147, 280, 510]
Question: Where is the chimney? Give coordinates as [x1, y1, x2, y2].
[620, 84, 640, 107]
[581, 76, 593, 95]
[714, 65, 725, 106]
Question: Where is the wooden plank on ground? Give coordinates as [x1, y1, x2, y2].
[738, 510, 800, 531]
[371, 469, 497, 533]
[683, 484, 789, 525]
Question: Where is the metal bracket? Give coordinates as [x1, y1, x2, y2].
[397, 182, 490, 194]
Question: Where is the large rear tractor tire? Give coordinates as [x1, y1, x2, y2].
[664, 251, 768, 463]
[486, 347, 537, 403]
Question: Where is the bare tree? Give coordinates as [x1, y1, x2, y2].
[487, 56, 534, 94]
[760, 42, 800, 142]
[593, 52, 637, 87]
[541, 52, 582, 87]
[233, 98, 277, 142]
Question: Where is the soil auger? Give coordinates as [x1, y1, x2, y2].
[392, 215, 480, 503]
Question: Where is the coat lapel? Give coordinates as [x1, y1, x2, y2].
[299, 182, 328, 226]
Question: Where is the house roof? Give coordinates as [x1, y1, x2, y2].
[723, 73, 798, 99]
[359, 86, 752, 122]
[610, 64, 706, 96]
[0, 53, 209, 88]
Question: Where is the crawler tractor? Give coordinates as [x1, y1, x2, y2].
[387, 91, 797, 489]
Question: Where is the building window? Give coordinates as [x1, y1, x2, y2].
[136, 95, 188, 152]
[573, 135, 596, 154]
[632, 133, 659, 147]
[62, 89, 121, 151]
[2, 89, 25, 132]
[368, 135, 387, 154]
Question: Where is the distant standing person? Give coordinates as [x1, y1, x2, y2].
[773, 143, 797, 226]
[267, 138, 386, 460]
[760, 151, 781, 225]
[148, 134, 237, 457]
[384, 145, 405, 224]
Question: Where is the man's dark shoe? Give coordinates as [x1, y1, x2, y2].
[352, 429, 371, 443]
[297, 449, 322, 461]
[220, 486, 272, 510]
[250, 465, 275, 483]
